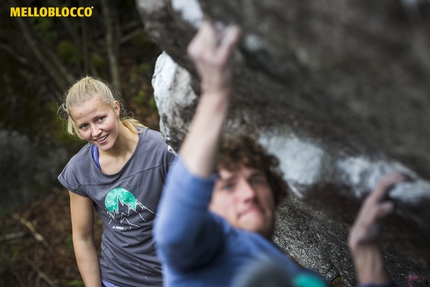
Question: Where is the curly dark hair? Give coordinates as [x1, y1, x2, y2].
[216, 135, 288, 207]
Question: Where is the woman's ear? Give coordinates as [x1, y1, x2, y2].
[114, 101, 120, 117]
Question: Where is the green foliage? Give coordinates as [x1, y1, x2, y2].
[130, 72, 137, 84]
[134, 89, 146, 105]
[91, 53, 106, 69]
[30, 17, 58, 39]
[0, 208, 9, 225]
[149, 96, 157, 110]
[128, 62, 156, 113]
[68, 280, 85, 287]
[66, 234, 74, 250]
[57, 40, 79, 65]
[10, 248, 20, 264]
[138, 63, 152, 77]
[131, 31, 160, 61]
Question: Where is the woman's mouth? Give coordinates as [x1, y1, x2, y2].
[96, 135, 108, 144]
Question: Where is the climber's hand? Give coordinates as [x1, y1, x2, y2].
[187, 21, 241, 96]
[349, 172, 406, 250]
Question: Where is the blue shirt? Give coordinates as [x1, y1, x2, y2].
[154, 157, 327, 287]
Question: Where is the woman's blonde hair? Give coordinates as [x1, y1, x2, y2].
[58, 76, 144, 140]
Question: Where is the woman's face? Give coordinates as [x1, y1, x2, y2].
[70, 96, 121, 151]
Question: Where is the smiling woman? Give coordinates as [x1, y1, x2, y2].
[57, 75, 176, 287]
[59, 76, 144, 141]
[69, 96, 120, 147]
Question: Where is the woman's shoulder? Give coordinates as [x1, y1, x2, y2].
[140, 128, 170, 147]
[66, 143, 92, 167]
[141, 127, 162, 139]
[137, 128, 176, 160]
[58, 143, 95, 191]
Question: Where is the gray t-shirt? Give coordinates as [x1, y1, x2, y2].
[58, 128, 175, 287]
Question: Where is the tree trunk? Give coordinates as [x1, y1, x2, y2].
[101, 0, 121, 93]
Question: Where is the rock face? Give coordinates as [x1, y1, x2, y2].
[137, 0, 430, 286]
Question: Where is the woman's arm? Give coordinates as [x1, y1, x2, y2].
[69, 191, 102, 287]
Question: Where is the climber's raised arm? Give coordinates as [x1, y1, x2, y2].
[179, 21, 241, 177]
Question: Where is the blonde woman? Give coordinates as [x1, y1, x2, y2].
[58, 76, 175, 287]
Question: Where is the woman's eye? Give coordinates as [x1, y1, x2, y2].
[97, 116, 105, 122]
[79, 124, 88, 130]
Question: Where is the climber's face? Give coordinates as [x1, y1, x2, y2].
[209, 166, 276, 239]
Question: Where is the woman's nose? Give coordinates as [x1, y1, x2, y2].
[91, 125, 102, 137]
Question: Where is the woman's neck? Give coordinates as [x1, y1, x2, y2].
[98, 124, 139, 174]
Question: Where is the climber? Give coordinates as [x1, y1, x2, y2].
[153, 20, 406, 287]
